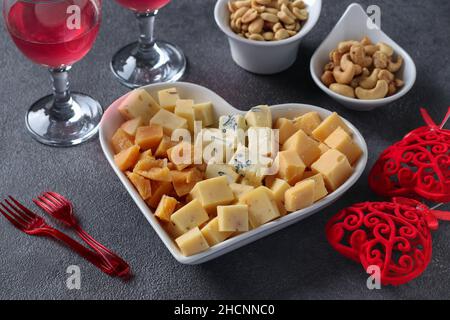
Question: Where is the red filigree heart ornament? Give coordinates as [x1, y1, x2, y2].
[369, 108, 450, 202]
[326, 197, 450, 286]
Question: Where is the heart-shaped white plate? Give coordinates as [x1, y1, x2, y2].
[99, 82, 368, 264]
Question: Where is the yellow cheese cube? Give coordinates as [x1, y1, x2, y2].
[120, 117, 144, 137]
[245, 105, 272, 128]
[303, 173, 328, 202]
[270, 178, 291, 203]
[229, 183, 254, 199]
[285, 179, 315, 212]
[158, 87, 180, 112]
[311, 149, 353, 191]
[277, 150, 306, 185]
[190, 176, 235, 212]
[324, 127, 362, 164]
[293, 112, 322, 135]
[205, 164, 240, 183]
[170, 199, 209, 233]
[175, 227, 210, 256]
[239, 187, 280, 228]
[217, 205, 249, 232]
[282, 130, 321, 166]
[312, 112, 352, 142]
[154, 195, 178, 222]
[318, 143, 330, 155]
[175, 99, 195, 132]
[201, 217, 234, 246]
[275, 118, 297, 144]
[118, 89, 160, 123]
[193, 102, 215, 127]
[150, 109, 188, 136]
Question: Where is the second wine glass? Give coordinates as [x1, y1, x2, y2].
[112, 0, 186, 88]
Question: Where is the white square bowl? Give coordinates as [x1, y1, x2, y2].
[310, 3, 416, 111]
[99, 82, 368, 264]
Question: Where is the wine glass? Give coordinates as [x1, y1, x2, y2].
[111, 0, 186, 88]
[3, 0, 103, 147]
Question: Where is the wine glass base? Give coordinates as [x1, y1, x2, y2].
[25, 93, 103, 147]
[111, 40, 186, 88]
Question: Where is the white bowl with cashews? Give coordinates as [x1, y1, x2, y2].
[310, 3, 416, 111]
[215, 0, 322, 74]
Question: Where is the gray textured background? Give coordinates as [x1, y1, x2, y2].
[1, 0, 450, 300]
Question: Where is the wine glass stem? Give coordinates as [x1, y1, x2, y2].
[49, 67, 74, 121]
[136, 11, 158, 59]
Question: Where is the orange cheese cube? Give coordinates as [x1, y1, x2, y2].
[120, 117, 144, 137]
[154, 195, 178, 222]
[277, 150, 306, 185]
[135, 125, 163, 151]
[171, 168, 203, 197]
[146, 181, 174, 208]
[293, 112, 322, 135]
[311, 149, 353, 191]
[312, 112, 352, 142]
[282, 130, 321, 166]
[126, 171, 152, 200]
[285, 179, 315, 212]
[302, 173, 328, 202]
[111, 128, 134, 154]
[155, 136, 177, 158]
[167, 142, 194, 171]
[114, 145, 140, 171]
[324, 127, 362, 164]
[275, 118, 297, 145]
[137, 167, 171, 182]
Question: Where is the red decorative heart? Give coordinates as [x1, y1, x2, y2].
[369, 108, 450, 203]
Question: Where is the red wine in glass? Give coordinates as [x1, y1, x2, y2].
[111, 0, 186, 88]
[3, 0, 103, 147]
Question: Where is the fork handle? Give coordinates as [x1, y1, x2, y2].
[40, 228, 118, 277]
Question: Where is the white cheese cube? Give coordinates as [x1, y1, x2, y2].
[217, 205, 249, 232]
[245, 105, 272, 128]
[158, 87, 180, 112]
[193, 102, 215, 127]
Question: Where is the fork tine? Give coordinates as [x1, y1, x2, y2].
[0, 202, 29, 226]
[0, 205, 26, 229]
[47, 192, 67, 205]
[39, 194, 59, 209]
[33, 197, 54, 213]
[8, 196, 38, 219]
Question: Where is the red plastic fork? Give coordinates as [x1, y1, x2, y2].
[33, 192, 131, 279]
[0, 196, 119, 277]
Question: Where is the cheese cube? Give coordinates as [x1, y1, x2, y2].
[114, 145, 140, 171]
[217, 205, 249, 232]
[118, 89, 160, 123]
[158, 87, 180, 112]
[303, 173, 328, 202]
[175, 99, 195, 132]
[301, 170, 316, 180]
[275, 118, 297, 144]
[135, 125, 163, 151]
[154, 195, 178, 222]
[293, 112, 322, 135]
[276, 150, 306, 185]
[311, 149, 353, 191]
[282, 130, 321, 166]
[171, 168, 203, 197]
[126, 172, 152, 200]
[167, 141, 194, 170]
[270, 178, 291, 203]
[201, 217, 233, 246]
[324, 127, 362, 164]
[190, 176, 235, 212]
[239, 187, 280, 228]
[175, 227, 210, 256]
[312, 112, 352, 142]
[285, 179, 315, 212]
[150, 109, 188, 136]
[111, 128, 134, 154]
[200, 128, 236, 163]
[170, 199, 209, 233]
[193, 102, 215, 127]
[120, 117, 144, 137]
[229, 145, 252, 174]
[318, 143, 330, 155]
[248, 127, 278, 158]
[219, 114, 247, 134]
[146, 181, 174, 208]
[163, 221, 185, 239]
[245, 105, 272, 128]
[229, 183, 254, 199]
[139, 149, 154, 161]
[155, 136, 177, 158]
[241, 170, 265, 187]
[205, 164, 240, 183]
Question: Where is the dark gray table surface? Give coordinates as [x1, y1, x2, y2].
[1, 0, 450, 300]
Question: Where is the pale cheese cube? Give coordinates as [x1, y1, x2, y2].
[239, 187, 280, 228]
[311, 149, 353, 191]
[282, 129, 321, 166]
[324, 127, 362, 164]
[154, 195, 178, 222]
[167, 141, 194, 171]
[158, 87, 180, 112]
[270, 178, 291, 203]
[120, 117, 144, 137]
[190, 176, 235, 212]
[175, 227, 210, 256]
[201, 217, 233, 246]
[293, 112, 322, 136]
[318, 143, 330, 155]
[200, 128, 236, 163]
[245, 105, 272, 128]
[312, 112, 352, 142]
[241, 169, 265, 187]
[118, 89, 160, 123]
[302, 173, 328, 202]
[170, 199, 209, 233]
[285, 179, 315, 212]
[205, 164, 240, 183]
[229, 145, 274, 177]
[276, 150, 306, 185]
[275, 118, 297, 144]
[217, 205, 249, 232]
[175, 99, 195, 132]
[229, 183, 254, 199]
[150, 109, 188, 136]
[193, 102, 215, 127]
[248, 127, 278, 158]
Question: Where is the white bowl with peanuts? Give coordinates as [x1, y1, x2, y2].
[215, 0, 322, 74]
[310, 3, 416, 111]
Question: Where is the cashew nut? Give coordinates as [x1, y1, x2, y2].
[333, 65, 355, 85]
[323, 62, 334, 72]
[378, 69, 395, 82]
[330, 83, 355, 98]
[353, 64, 363, 76]
[359, 68, 381, 89]
[360, 36, 372, 46]
[337, 40, 359, 53]
[364, 44, 379, 56]
[321, 71, 335, 87]
[395, 78, 405, 87]
[355, 80, 389, 100]
[388, 56, 403, 73]
[350, 68, 370, 88]
[329, 50, 343, 66]
[388, 82, 397, 96]
[373, 51, 389, 69]
[340, 53, 354, 71]
[349, 44, 373, 67]
[377, 42, 394, 57]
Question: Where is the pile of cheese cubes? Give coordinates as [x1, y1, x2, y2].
[111, 87, 363, 257]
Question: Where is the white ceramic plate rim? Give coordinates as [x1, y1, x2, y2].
[99, 82, 368, 264]
[310, 3, 417, 104]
